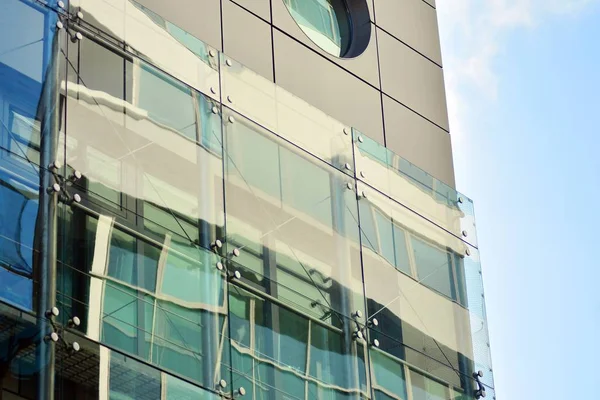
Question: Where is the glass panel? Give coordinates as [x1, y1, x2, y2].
[353, 130, 478, 248]
[0, 0, 64, 311]
[63, 37, 224, 250]
[0, 0, 60, 171]
[369, 349, 407, 400]
[56, 204, 229, 390]
[0, 302, 103, 399]
[227, 285, 369, 399]
[108, 350, 161, 399]
[409, 369, 450, 400]
[0, 169, 39, 311]
[222, 107, 364, 324]
[359, 183, 493, 389]
[68, 0, 219, 99]
[220, 55, 354, 173]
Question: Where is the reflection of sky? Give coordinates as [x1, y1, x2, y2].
[438, 2, 600, 398]
[0, 171, 38, 310]
[0, 0, 44, 82]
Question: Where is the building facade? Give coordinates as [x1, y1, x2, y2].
[0, 0, 495, 399]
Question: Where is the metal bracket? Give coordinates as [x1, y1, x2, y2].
[44, 307, 82, 355]
[473, 371, 486, 398]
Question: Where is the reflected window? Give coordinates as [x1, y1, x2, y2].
[283, 0, 351, 56]
[411, 237, 454, 299]
[410, 369, 449, 400]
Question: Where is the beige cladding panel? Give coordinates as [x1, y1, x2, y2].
[223, 0, 274, 81]
[273, 30, 385, 144]
[134, 0, 222, 50]
[383, 95, 455, 187]
[231, 0, 271, 21]
[375, 0, 443, 65]
[378, 28, 450, 131]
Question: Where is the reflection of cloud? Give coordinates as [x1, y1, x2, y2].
[438, 0, 598, 141]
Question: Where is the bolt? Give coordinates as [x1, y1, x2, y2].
[236, 387, 246, 397]
[233, 270, 241, 280]
[465, 248, 471, 256]
[71, 341, 81, 352]
[343, 127, 350, 135]
[369, 318, 379, 327]
[73, 193, 82, 203]
[360, 171, 366, 178]
[228, 116, 235, 124]
[346, 182, 353, 190]
[211, 239, 223, 249]
[219, 379, 227, 389]
[49, 160, 62, 170]
[216, 262, 224, 271]
[46, 307, 60, 318]
[72, 170, 82, 180]
[68, 316, 81, 327]
[56, 21, 64, 29]
[462, 230, 468, 237]
[212, 106, 219, 114]
[358, 135, 364, 143]
[352, 310, 363, 319]
[209, 49, 216, 57]
[210, 87, 216, 94]
[226, 59, 233, 67]
[353, 330, 363, 340]
[77, 11, 84, 19]
[372, 339, 380, 347]
[46, 332, 59, 343]
[232, 248, 240, 257]
[361, 190, 368, 199]
[227, 95, 233, 104]
[57, 0, 65, 8]
[344, 163, 351, 170]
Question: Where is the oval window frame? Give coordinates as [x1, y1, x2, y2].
[282, 0, 371, 59]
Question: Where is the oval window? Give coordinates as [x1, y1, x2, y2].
[283, 0, 356, 57]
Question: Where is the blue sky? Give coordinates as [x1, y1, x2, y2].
[437, 1, 600, 398]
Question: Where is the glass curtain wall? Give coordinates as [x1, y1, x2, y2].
[0, 1, 494, 399]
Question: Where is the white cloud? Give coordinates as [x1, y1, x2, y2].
[437, 0, 597, 145]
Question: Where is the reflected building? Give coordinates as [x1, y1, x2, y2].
[0, 1, 494, 399]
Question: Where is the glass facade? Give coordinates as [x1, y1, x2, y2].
[0, 1, 494, 399]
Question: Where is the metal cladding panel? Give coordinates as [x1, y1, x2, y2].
[378, 27, 450, 132]
[375, 0, 443, 65]
[383, 95, 455, 187]
[223, 0, 274, 81]
[134, 0, 222, 50]
[231, 0, 271, 21]
[273, 30, 385, 145]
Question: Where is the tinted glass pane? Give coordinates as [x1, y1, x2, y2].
[0, 170, 38, 310]
[64, 37, 224, 249]
[370, 349, 408, 400]
[360, 183, 482, 386]
[411, 237, 454, 299]
[57, 204, 228, 390]
[228, 286, 369, 399]
[410, 370, 448, 400]
[353, 130, 478, 247]
[392, 224, 411, 276]
[220, 55, 353, 173]
[109, 351, 161, 400]
[223, 108, 364, 324]
[69, 0, 219, 97]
